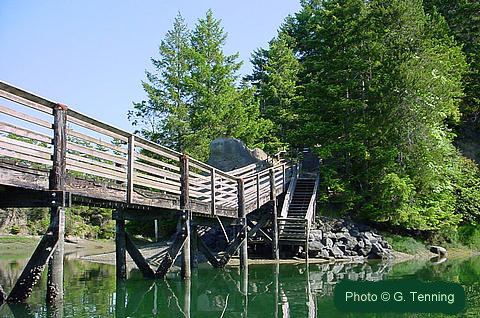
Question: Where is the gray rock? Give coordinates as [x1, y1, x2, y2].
[430, 246, 447, 257]
[309, 240, 324, 252]
[335, 232, 349, 240]
[329, 245, 345, 258]
[309, 229, 323, 242]
[362, 232, 379, 244]
[322, 237, 334, 248]
[371, 242, 389, 259]
[356, 239, 365, 249]
[208, 137, 268, 171]
[349, 228, 361, 237]
[336, 243, 347, 253]
[380, 240, 392, 250]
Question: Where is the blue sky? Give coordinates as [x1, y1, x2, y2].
[0, 1, 302, 132]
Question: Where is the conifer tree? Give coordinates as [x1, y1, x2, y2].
[131, 10, 270, 161]
[129, 13, 191, 152]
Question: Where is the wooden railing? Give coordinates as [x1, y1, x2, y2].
[0, 80, 293, 217]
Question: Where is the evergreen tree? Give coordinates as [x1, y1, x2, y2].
[183, 10, 270, 160]
[131, 10, 270, 161]
[248, 33, 300, 152]
[423, 0, 480, 119]
[129, 13, 191, 152]
[274, 0, 468, 230]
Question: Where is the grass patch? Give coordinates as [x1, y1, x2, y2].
[0, 235, 39, 244]
[381, 232, 426, 254]
[0, 235, 39, 260]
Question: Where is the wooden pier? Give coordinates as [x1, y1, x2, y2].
[0, 80, 295, 305]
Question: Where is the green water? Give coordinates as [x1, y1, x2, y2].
[1, 256, 480, 317]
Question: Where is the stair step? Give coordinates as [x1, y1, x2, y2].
[279, 235, 307, 239]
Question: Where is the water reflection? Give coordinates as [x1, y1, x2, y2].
[1, 256, 480, 317]
[111, 260, 392, 318]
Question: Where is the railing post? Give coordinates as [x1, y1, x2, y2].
[180, 155, 191, 279]
[127, 135, 135, 204]
[282, 164, 286, 192]
[237, 178, 248, 270]
[269, 168, 279, 260]
[46, 103, 67, 304]
[211, 168, 216, 216]
[256, 174, 260, 210]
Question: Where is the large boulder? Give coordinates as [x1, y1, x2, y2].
[207, 137, 268, 172]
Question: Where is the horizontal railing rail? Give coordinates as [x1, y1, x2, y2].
[0, 80, 295, 217]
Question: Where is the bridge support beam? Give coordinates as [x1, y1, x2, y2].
[7, 217, 59, 303]
[179, 155, 191, 279]
[270, 169, 279, 260]
[191, 223, 199, 269]
[46, 104, 68, 305]
[237, 179, 248, 270]
[115, 218, 127, 279]
[181, 210, 191, 279]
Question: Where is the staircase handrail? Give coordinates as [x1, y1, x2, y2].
[304, 173, 320, 230]
[279, 160, 301, 218]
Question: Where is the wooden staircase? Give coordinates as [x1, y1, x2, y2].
[278, 174, 319, 250]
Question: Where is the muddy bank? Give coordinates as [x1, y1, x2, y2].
[1, 235, 478, 270]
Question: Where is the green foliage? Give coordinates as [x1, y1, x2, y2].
[423, 0, 480, 119]
[457, 225, 480, 250]
[381, 232, 427, 254]
[65, 206, 114, 239]
[247, 33, 301, 152]
[255, 0, 473, 232]
[126, 213, 177, 241]
[130, 11, 271, 160]
[26, 207, 49, 235]
[9, 225, 21, 235]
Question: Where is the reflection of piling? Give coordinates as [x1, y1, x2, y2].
[241, 266, 248, 318]
[115, 279, 126, 318]
[184, 278, 191, 318]
[8, 303, 36, 318]
[46, 301, 64, 318]
[275, 263, 279, 318]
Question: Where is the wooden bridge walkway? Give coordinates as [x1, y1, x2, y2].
[0, 80, 304, 306]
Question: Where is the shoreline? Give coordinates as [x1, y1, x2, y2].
[2, 235, 479, 268]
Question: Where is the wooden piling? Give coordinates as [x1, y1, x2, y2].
[46, 104, 67, 304]
[191, 224, 199, 269]
[181, 211, 191, 279]
[269, 169, 279, 260]
[237, 178, 248, 270]
[180, 155, 191, 279]
[115, 218, 127, 279]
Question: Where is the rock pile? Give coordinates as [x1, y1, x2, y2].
[309, 216, 393, 260]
